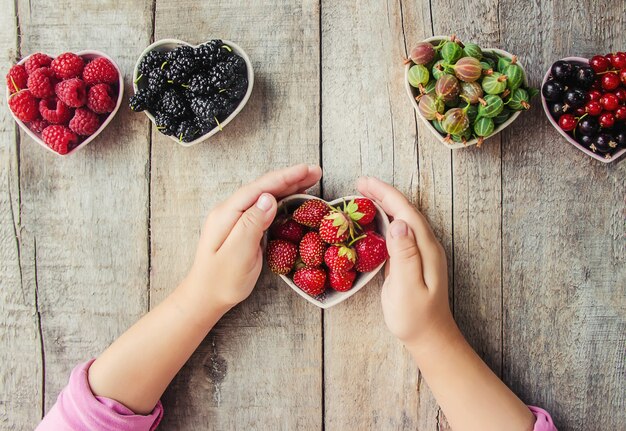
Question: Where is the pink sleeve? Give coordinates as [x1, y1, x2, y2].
[529, 405, 557, 431]
[36, 360, 163, 431]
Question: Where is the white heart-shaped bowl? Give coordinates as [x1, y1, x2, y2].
[267, 194, 390, 309]
[405, 36, 528, 149]
[541, 56, 626, 163]
[133, 38, 254, 147]
[6, 51, 124, 156]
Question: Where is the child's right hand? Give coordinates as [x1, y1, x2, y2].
[357, 177, 455, 350]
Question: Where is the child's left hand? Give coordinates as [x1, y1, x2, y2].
[183, 164, 322, 313]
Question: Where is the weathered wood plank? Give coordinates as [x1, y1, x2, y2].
[321, 1, 438, 428]
[500, 0, 626, 429]
[150, 1, 322, 429]
[15, 0, 153, 415]
[0, 1, 44, 428]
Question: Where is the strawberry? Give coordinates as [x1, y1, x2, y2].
[329, 270, 356, 292]
[360, 222, 377, 232]
[292, 199, 330, 228]
[269, 215, 305, 243]
[293, 267, 327, 296]
[266, 240, 297, 275]
[319, 212, 350, 244]
[347, 198, 377, 225]
[324, 244, 356, 273]
[354, 231, 388, 272]
[299, 232, 326, 267]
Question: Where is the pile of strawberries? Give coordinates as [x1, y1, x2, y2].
[266, 197, 388, 297]
[6, 52, 120, 154]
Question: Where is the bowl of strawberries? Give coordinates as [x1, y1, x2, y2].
[5, 50, 123, 156]
[265, 195, 390, 308]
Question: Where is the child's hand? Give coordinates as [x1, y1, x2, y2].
[357, 177, 453, 349]
[185, 164, 322, 312]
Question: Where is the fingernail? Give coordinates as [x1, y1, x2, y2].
[390, 220, 407, 238]
[256, 194, 272, 211]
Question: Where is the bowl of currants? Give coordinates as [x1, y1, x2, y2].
[405, 35, 537, 149]
[541, 53, 626, 163]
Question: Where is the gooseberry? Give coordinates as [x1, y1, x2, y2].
[409, 42, 436, 65]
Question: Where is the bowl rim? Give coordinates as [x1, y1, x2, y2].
[540, 56, 626, 164]
[404, 35, 527, 150]
[268, 194, 390, 309]
[6, 50, 124, 157]
[132, 38, 255, 147]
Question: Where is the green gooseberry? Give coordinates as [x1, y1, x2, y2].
[506, 88, 530, 111]
[505, 63, 524, 90]
[442, 107, 470, 135]
[408, 64, 430, 88]
[432, 119, 446, 135]
[432, 60, 448, 80]
[451, 127, 473, 143]
[418, 93, 445, 120]
[424, 79, 437, 94]
[493, 108, 512, 125]
[466, 104, 479, 122]
[441, 41, 463, 63]
[482, 56, 496, 69]
[497, 55, 518, 73]
[480, 61, 493, 71]
[462, 43, 483, 60]
[474, 117, 495, 137]
[482, 72, 508, 95]
[478, 94, 504, 118]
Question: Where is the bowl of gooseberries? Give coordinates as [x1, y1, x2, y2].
[405, 35, 537, 149]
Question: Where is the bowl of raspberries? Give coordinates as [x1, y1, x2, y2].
[130, 38, 253, 145]
[5, 51, 122, 155]
[265, 195, 390, 309]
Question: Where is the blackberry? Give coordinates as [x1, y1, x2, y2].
[176, 119, 200, 142]
[210, 93, 236, 118]
[147, 68, 168, 94]
[153, 111, 179, 136]
[222, 76, 248, 101]
[226, 55, 247, 75]
[189, 73, 215, 95]
[167, 45, 195, 63]
[194, 116, 217, 135]
[166, 56, 196, 84]
[207, 62, 236, 89]
[190, 96, 217, 119]
[129, 88, 157, 112]
[195, 40, 222, 68]
[138, 50, 166, 76]
[159, 89, 189, 118]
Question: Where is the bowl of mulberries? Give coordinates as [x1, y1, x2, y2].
[130, 38, 253, 146]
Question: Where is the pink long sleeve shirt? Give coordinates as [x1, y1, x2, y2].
[37, 361, 556, 430]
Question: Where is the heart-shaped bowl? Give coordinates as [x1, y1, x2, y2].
[133, 38, 254, 147]
[541, 56, 626, 163]
[405, 36, 528, 150]
[5, 50, 124, 156]
[267, 194, 390, 309]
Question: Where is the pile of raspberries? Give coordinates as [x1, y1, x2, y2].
[6, 52, 119, 155]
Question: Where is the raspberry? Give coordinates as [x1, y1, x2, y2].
[42, 125, 78, 155]
[6, 64, 28, 94]
[55, 78, 87, 107]
[51, 52, 85, 79]
[39, 97, 72, 124]
[28, 118, 50, 133]
[8, 90, 40, 122]
[87, 83, 116, 113]
[82, 57, 118, 85]
[24, 53, 52, 75]
[27, 67, 56, 98]
[69, 108, 100, 136]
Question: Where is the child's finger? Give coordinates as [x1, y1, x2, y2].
[385, 219, 426, 289]
[206, 165, 322, 250]
[220, 193, 278, 255]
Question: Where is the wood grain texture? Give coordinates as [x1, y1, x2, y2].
[14, 0, 153, 418]
[499, 0, 626, 429]
[0, 1, 44, 429]
[150, 1, 322, 429]
[321, 1, 428, 429]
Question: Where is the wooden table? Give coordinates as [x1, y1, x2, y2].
[2, 1, 625, 430]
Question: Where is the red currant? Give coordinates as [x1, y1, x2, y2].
[620, 69, 626, 86]
[612, 52, 626, 69]
[615, 88, 626, 103]
[599, 112, 615, 128]
[615, 106, 626, 122]
[600, 93, 620, 111]
[558, 114, 577, 131]
[574, 107, 585, 116]
[586, 90, 602, 102]
[590, 79, 603, 91]
[601, 73, 621, 91]
[590, 55, 610, 73]
[605, 53, 615, 65]
[585, 101, 603, 116]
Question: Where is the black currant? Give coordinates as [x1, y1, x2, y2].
[591, 133, 618, 153]
[551, 60, 574, 82]
[615, 130, 626, 148]
[542, 80, 565, 102]
[574, 66, 596, 89]
[549, 101, 570, 118]
[577, 117, 599, 136]
[563, 88, 586, 108]
[578, 134, 594, 147]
